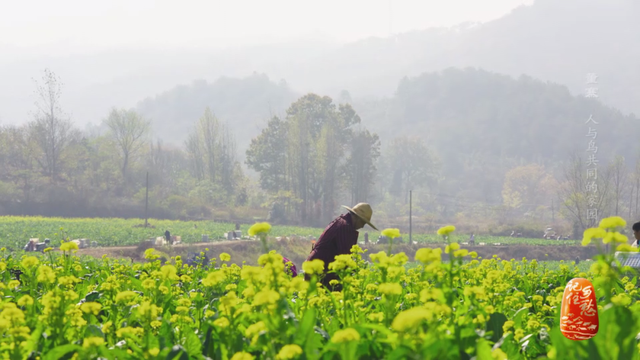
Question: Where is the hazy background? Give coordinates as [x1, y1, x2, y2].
[1, 0, 534, 128]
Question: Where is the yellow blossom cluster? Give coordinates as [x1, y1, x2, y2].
[0, 220, 635, 358]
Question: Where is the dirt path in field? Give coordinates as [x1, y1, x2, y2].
[73, 239, 601, 266]
[75, 240, 252, 260]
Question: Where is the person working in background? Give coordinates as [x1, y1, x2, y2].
[632, 222, 640, 247]
[165, 229, 171, 245]
[305, 203, 378, 291]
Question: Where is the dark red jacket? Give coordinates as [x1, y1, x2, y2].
[306, 213, 359, 273]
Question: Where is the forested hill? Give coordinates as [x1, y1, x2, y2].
[359, 67, 639, 163]
[135, 66, 640, 175]
[290, 0, 640, 117]
[136, 74, 298, 151]
[355, 68, 640, 203]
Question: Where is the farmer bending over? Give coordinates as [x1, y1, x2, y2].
[305, 203, 377, 291]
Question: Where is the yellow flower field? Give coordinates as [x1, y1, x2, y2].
[0, 217, 638, 359]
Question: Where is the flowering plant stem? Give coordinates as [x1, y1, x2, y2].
[260, 234, 268, 253]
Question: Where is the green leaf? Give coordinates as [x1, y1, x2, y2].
[84, 324, 104, 338]
[295, 308, 317, 344]
[486, 313, 507, 342]
[512, 307, 528, 328]
[83, 291, 101, 303]
[493, 333, 519, 359]
[475, 338, 494, 360]
[24, 322, 44, 355]
[201, 326, 215, 357]
[166, 345, 189, 360]
[184, 328, 202, 357]
[385, 346, 412, 360]
[43, 344, 81, 360]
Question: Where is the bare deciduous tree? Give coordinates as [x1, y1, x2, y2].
[609, 155, 629, 216]
[558, 153, 613, 234]
[29, 69, 74, 180]
[104, 108, 151, 179]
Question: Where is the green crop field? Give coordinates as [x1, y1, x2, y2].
[0, 216, 581, 249]
[0, 216, 319, 248]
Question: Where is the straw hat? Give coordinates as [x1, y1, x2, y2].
[342, 203, 378, 230]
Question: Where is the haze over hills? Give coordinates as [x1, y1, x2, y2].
[0, 41, 337, 128]
[287, 0, 640, 116]
[1, 0, 638, 146]
[356, 68, 640, 204]
[136, 75, 299, 152]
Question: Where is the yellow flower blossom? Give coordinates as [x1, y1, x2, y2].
[381, 228, 401, 239]
[58, 276, 81, 287]
[60, 241, 79, 251]
[378, 282, 403, 296]
[37, 265, 56, 284]
[160, 265, 179, 281]
[231, 352, 255, 360]
[176, 298, 192, 307]
[150, 320, 162, 329]
[248, 222, 271, 236]
[144, 248, 160, 260]
[115, 291, 138, 305]
[202, 271, 226, 287]
[611, 293, 632, 307]
[328, 255, 357, 271]
[453, 249, 469, 257]
[299, 259, 325, 277]
[142, 279, 156, 289]
[368, 312, 384, 322]
[245, 321, 268, 345]
[582, 227, 607, 246]
[392, 307, 433, 332]
[514, 328, 525, 341]
[437, 225, 456, 236]
[80, 302, 102, 316]
[253, 289, 280, 307]
[21, 256, 39, 269]
[599, 216, 626, 229]
[415, 248, 442, 264]
[116, 326, 144, 338]
[331, 328, 360, 343]
[214, 317, 230, 328]
[276, 344, 303, 360]
[17, 295, 34, 307]
[102, 321, 113, 334]
[445, 242, 460, 254]
[82, 336, 105, 349]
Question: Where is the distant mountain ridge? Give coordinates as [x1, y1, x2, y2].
[352, 67, 640, 204]
[136, 74, 298, 152]
[286, 0, 640, 116]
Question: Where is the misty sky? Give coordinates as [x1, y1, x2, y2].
[2, 0, 533, 54]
